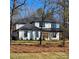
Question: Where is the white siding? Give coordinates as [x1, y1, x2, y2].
[45, 23, 51, 28]
[19, 31, 31, 40]
[51, 32, 59, 40]
[36, 31, 40, 40]
[33, 31, 36, 40]
[16, 24, 24, 30]
[19, 30, 41, 40]
[35, 22, 39, 28]
[19, 31, 24, 40]
[19, 30, 59, 40]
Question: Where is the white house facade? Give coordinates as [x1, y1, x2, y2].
[15, 21, 61, 40]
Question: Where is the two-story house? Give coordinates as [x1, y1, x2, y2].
[12, 17, 63, 40]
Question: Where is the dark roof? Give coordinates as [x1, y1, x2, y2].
[14, 17, 62, 24]
[18, 23, 40, 31]
[41, 28, 63, 32]
[16, 23, 63, 32]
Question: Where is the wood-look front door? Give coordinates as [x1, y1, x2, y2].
[42, 32, 49, 40]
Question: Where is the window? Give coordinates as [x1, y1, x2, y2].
[24, 31, 27, 37]
[53, 32, 57, 37]
[39, 22, 45, 27]
[51, 23, 56, 28]
[36, 31, 39, 37]
[56, 24, 60, 28]
[52, 23, 60, 28]
[53, 24, 56, 28]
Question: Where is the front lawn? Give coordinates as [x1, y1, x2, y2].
[10, 52, 68, 59]
[11, 40, 69, 53]
[10, 40, 69, 59]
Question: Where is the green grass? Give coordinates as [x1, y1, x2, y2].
[10, 52, 68, 59]
[11, 40, 69, 44]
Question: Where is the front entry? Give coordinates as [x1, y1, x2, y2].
[42, 32, 49, 40]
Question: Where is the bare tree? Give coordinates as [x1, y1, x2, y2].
[36, 0, 56, 45]
[57, 0, 69, 47]
[31, 0, 61, 45]
[10, 0, 27, 40]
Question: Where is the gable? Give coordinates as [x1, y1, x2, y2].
[16, 24, 25, 30]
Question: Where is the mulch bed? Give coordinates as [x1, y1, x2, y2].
[11, 43, 69, 53]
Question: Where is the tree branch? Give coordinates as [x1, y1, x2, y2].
[15, 0, 26, 9]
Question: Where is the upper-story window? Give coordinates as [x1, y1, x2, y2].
[53, 24, 56, 28]
[39, 22, 45, 27]
[52, 23, 60, 28]
[56, 24, 60, 28]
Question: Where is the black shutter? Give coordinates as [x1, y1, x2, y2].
[53, 32, 57, 37]
[24, 31, 27, 37]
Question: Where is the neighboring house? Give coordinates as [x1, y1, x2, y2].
[12, 17, 63, 40]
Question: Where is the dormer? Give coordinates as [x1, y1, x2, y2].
[34, 21, 60, 29]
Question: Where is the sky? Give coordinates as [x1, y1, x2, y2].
[27, 0, 43, 11]
[10, 0, 64, 21]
